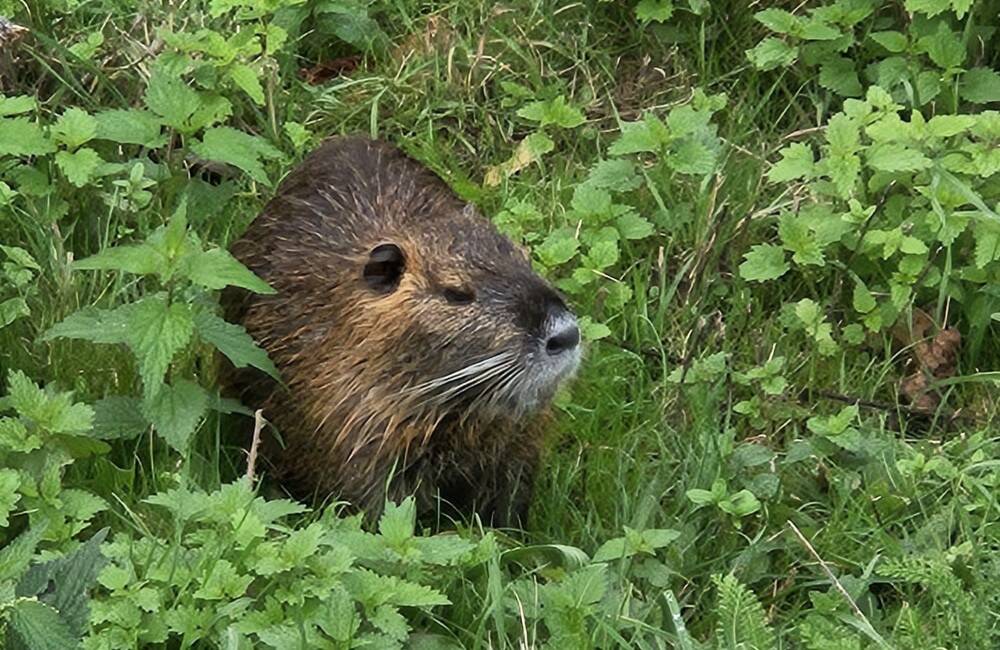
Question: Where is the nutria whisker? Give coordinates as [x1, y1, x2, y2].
[223, 136, 581, 526]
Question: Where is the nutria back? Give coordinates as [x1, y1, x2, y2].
[225, 136, 580, 526]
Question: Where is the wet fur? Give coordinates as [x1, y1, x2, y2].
[224, 136, 567, 526]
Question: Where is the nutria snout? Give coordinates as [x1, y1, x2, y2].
[224, 135, 580, 526]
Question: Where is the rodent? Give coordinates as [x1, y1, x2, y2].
[224, 135, 581, 526]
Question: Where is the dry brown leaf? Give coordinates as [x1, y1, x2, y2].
[298, 55, 361, 86]
[894, 309, 962, 411]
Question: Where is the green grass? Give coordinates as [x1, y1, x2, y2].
[2, 0, 1000, 648]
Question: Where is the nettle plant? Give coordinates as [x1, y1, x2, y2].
[741, 1, 1000, 358]
[494, 89, 726, 339]
[43, 201, 277, 454]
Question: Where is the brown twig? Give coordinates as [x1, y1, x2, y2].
[246, 409, 265, 483]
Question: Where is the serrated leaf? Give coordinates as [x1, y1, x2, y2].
[819, 57, 862, 97]
[739, 244, 789, 282]
[145, 73, 201, 131]
[668, 138, 716, 174]
[55, 148, 101, 187]
[870, 31, 907, 53]
[345, 569, 450, 608]
[193, 309, 278, 379]
[0, 95, 37, 116]
[126, 296, 194, 396]
[7, 599, 77, 650]
[754, 8, 799, 34]
[142, 379, 208, 453]
[586, 239, 619, 270]
[799, 18, 841, 40]
[378, 497, 416, 548]
[608, 114, 669, 155]
[535, 228, 579, 266]
[42, 305, 135, 345]
[746, 38, 798, 71]
[636, 0, 674, 23]
[866, 144, 931, 172]
[94, 109, 165, 147]
[768, 142, 815, 182]
[180, 248, 275, 293]
[73, 244, 168, 275]
[926, 114, 974, 137]
[16, 528, 109, 638]
[904, 0, 956, 17]
[0, 297, 29, 327]
[616, 212, 654, 240]
[190, 127, 282, 184]
[919, 23, 965, 69]
[974, 226, 1000, 268]
[0, 469, 20, 528]
[586, 158, 641, 191]
[516, 95, 585, 129]
[483, 132, 554, 186]
[91, 396, 149, 440]
[51, 108, 97, 150]
[779, 213, 824, 266]
[960, 68, 1000, 104]
[229, 63, 265, 105]
[0, 118, 54, 156]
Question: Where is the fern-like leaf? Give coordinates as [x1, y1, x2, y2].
[712, 574, 776, 650]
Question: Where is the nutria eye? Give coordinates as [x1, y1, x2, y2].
[364, 244, 404, 293]
[443, 287, 475, 305]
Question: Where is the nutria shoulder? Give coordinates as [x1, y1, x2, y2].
[224, 135, 580, 526]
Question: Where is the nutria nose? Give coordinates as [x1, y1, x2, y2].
[545, 318, 580, 356]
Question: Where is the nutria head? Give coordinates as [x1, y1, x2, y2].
[226, 136, 580, 522]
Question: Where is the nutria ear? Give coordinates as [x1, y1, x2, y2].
[363, 243, 405, 293]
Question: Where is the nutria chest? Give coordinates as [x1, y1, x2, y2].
[225, 136, 580, 526]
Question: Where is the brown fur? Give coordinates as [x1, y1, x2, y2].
[224, 136, 577, 526]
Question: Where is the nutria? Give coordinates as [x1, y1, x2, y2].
[224, 135, 581, 526]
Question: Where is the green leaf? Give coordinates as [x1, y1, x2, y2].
[586, 239, 619, 270]
[798, 18, 841, 40]
[926, 114, 975, 137]
[852, 282, 877, 313]
[0, 297, 29, 328]
[919, 23, 965, 69]
[229, 63, 265, 105]
[0, 118, 54, 156]
[379, 497, 416, 548]
[578, 316, 611, 341]
[739, 244, 789, 282]
[6, 600, 77, 650]
[819, 57, 862, 97]
[608, 113, 669, 155]
[866, 144, 932, 172]
[94, 109, 165, 147]
[779, 213, 824, 266]
[142, 379, 208, 454]
[974, 226, 1000, 269]
[54, 148, 101, 187]
[746, 38, 798, 71]
[190, 127, 282, 184]
[753, 8, 799, 34]
[193, 559, 252, 600]
[713, 575, 776, 650]
[180, 248, 276, 293]
[0, 95, 37, 116]
[960, 68, 1000, 104]
[0, 468, 20, 528]
[91, 396, 149, 440]
[516, 96, 585, 129]
[126, 296, 194, 397]
[870, 31, 907, 53]
[0, 524, 48, 582]
[16, 527, 109, 638]
[145, 73, 201, 131]
[41, 305, 135, 345]
[718, 490, 761, 517]
[51, 108, 97, 150]
[768, 142, 814, 182]
[0, 417, 40, 453]
[536, 228, 579, 266]
[668, 139, 717, 174]
[635, 0, 674, 23]
[904, 0, 957, 17]
[585, 158, 642, 191]
[74, 243, 168, 277]
[616, 212, 654, 240]
[193, 309, 279, 379]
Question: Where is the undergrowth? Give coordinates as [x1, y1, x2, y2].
[0, 0, 998, 648]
